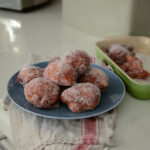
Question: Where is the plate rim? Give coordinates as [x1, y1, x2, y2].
[7, 62, 125, 120]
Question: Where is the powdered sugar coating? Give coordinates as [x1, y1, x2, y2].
[107, 43, 134, 64]
[109, 43, 131, 55]
[43, 61, 77, 86]
[48, 57, 61, 65]
[62, 50, 90, 74]
[61, 83, 100, 112]
[16, 66, 44, 86]
[24, 77, 60, 108]
[79, 67, 109, 91]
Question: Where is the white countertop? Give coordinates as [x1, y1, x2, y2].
[0, 0, 150, 150]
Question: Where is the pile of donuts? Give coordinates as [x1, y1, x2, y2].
[16, 50, 109, 112]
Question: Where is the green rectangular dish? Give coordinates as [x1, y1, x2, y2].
[96, 36, 150, 100]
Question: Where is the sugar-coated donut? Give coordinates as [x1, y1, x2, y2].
[61, 83, 100, 112]
[107, 43, 134, 64]
[16, 66, 44, 86]
[43, 61, 77, 86]
[48, 57, 61, 65]
[24, 77, 60, 108]
[62, 50, 90, 74]
[79, 67, 109, 91]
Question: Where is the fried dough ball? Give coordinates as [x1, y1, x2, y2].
[51, 57, 60, 62]
[62, 50, 90, 74]
[24, 77, 60, 108]
[43, 61, 77, 86]
[48, 57, 61, 65]
[61, 83, 100, 112]
[107, 43, 134, 64]
[120, 55, 150, 79]
[16, 66, 44, 86]
[79, 67, 109, 92]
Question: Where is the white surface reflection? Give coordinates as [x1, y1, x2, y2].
[13, 46, 20, 53]
[1, 19, 21, 43]
[109, 93, 120, 103]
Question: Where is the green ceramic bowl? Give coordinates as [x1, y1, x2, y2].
[96, 36, 150, 100]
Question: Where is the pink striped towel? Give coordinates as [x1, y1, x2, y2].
[3, 53, 117, 150]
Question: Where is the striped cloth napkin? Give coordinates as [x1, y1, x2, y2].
[3, 53, 117, 150]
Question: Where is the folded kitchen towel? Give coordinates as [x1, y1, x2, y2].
[3, 53, 118, 150]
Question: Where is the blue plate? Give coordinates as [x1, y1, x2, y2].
[7, 62, 125, 120]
